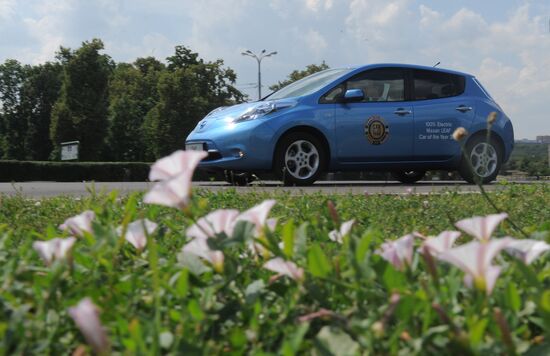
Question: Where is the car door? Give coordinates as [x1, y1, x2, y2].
[333, 68, 414, 163]
[412, 69, 475, 160]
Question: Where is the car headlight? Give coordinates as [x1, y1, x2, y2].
[234, 102, 277, 123]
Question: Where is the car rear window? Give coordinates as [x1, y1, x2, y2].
[413, 70, 465, 100]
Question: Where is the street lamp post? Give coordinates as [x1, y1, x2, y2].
[241, 49, 277, 100]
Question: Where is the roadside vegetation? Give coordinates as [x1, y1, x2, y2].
[1, 179, 549, 354]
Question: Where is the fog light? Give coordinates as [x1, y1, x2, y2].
[231, 149, 245, 158]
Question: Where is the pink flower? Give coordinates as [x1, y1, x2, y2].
[455, 213, 508, 242]
[236, 199, 277, 236]
[263, 257, 304, 281]
[68, 298, 109, 354]
[182, 237, 225, 272]
[328, 219, 355, 243]
[118, 219, 158, 250]
[143, 171, 194, 209]
[186, 209, 240, 240]
[149, 150, 207, 181]
[437, 238, 512, 295]
[504, 239, 550, 265]
[376, 233, 416, 271]
[33, 237, 76, 265]
[59, 210, 95, 237]
[422, 231, 461, 256]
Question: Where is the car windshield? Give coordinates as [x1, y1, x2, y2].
[266, 68, 352, 100]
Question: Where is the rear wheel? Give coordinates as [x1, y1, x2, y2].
[459, 136, 502, 184]
[274, 132, 326, 186]
[392, 170, 426, 184]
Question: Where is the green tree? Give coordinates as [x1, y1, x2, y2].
[19, 62, 63, 160]
[269, 61, 329, 92]
[0, 59, 28, 159]
[106, 59, 164, 161]
[50, 39, 113, 161]
[143, 45, 244, 159]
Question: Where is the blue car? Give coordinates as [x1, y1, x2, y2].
[185, 63, 514, 185]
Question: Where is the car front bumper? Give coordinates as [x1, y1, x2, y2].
[185, 118, 276, 172]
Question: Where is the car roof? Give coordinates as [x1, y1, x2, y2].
[343, 63, 473, 78]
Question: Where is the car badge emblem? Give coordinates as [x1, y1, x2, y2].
[199, 120, 207, 130]
[365, 115, 389, 145]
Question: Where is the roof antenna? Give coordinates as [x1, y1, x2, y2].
[433, 61, 440, 68]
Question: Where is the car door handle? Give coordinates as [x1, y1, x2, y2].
[394, 108, 412, 115]
[456, 106, 473, 113]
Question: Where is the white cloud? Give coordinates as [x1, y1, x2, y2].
[302, 29, 327, 55]
[0, 0, 15, 20]
[304, 0, 333, 12]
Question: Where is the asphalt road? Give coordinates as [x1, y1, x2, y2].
[0, 180, 540, 198]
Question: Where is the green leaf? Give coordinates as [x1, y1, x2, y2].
[175, 269, 189, 297]
[540, 290, 550, 313]
[506, 282, 521, 312]
[188, 299, 205, 321]
[468, 318, 489, 347]
[308, 244, 331, 278]
[382, 264, 406, 291]
[282, 219, 295, 258]
[315, 326, 359, 356]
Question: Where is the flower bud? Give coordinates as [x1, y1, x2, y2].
[452, 127, 468, 142]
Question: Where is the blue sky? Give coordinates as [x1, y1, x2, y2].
[1, 0, 549, 139]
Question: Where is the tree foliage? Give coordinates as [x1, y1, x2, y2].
[50, 39, 113, 161]
[269, 61, 329, 92]
[0, 40, 245, 162]
[0, 59, 28, 159]
[143, 45, 245, 158]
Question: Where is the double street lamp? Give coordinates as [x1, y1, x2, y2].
[241, 49, 277, 100]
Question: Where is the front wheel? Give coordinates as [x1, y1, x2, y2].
[459, 136, 502, 184]
[224, 171, 253, 186]
[274, 132, 326, 186]
[392, 170, 426, 184]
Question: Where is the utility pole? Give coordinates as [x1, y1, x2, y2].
[241, 49, 277, 100]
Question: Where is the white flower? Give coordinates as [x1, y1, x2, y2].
[264, 257, 304, 281]
[504, 238, 550, 265]
[376, 233, 416, 271]
[421, 231, 461, 256]
[149, 150, 207, 181]
[143, 171, 194, 209]
[454, 213, 508, 242]
[186, 209, 240, 240]
[437, 238, 513, 295]
[59, 210, 95, 236]
[68, 298, 109, 354]
[118, 219, 158, 250]
[328, 219, 355, 243]
[33, 237, 76, 265]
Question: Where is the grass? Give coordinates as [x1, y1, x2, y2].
[0, 183, 549, 354]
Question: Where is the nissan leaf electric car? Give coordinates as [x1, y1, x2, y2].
[185, 63, 514, 185]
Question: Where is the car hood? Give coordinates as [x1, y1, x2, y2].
[193, 99, 298, 132]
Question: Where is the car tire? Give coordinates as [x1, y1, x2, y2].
[274, 132, 326, 186]
[459, 135, 502, 184]
[392, 170, 426, 184]
[224, 171, 253, 186]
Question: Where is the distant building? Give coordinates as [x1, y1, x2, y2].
[536, 136, 550, 144]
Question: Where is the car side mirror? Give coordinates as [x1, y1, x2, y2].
[343, 89, 364, 102]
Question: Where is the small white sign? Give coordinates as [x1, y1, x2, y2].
[61, 141, 79, 161]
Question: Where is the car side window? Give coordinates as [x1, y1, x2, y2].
[320, 85, 344, 103]
[345, 68, 405, 102]
[413, 70, 465, 100]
